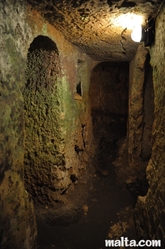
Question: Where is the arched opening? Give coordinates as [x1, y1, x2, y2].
[23, 35, 63, 205]
[89, 62, 129, 174]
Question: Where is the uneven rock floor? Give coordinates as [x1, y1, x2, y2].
[37, 171, 136, 249]
[37, 113, 137, 249]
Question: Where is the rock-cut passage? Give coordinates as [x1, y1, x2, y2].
[37, 61, 137, 249]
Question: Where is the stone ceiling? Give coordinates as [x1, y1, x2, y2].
[27, 0, 163, 62]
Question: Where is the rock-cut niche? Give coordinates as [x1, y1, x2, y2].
[23, 35, 64, 205]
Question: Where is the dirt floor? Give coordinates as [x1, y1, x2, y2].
[37, 112, 137, 249]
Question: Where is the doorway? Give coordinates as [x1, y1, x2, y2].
[89, 62, 129, 174]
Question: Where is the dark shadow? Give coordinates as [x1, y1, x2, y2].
[89, 62, 129, 172]
[141, 55, 154, 162]
[28, 35, 58, 53]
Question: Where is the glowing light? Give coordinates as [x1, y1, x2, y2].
[131, 24, 142, 42]
[111, 13, 144, 30]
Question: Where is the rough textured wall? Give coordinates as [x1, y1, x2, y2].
[23, 36, 65, 204]
[141, 62, 154, 162]
[23, 8, 95, 207]
[128, 45, 153, 180]
[0, 1, 95, 248]
[0, 1, 37, 248]
[90, 62, 129, 115]
[89, 62, 128, 179]
[23, 32, 94, 205]
[62, 55, 95, 204]
[135, 4, 165, 245]
[26, 0, 162, 62]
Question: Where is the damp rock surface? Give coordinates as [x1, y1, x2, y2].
[23, 36, 67, 203]
[135, 5, 165, 244]
[37, 168, 136, 249]
[26, 0, 162, 61]
[0, 1, 38, 248]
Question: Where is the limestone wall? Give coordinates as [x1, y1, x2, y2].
[90, 62, 129, 116]
[128, 45, 154, 180]
[0, 1, 94, 248]
[0, 1, 37, 248]
[135, 4, 165, 245]
[24, 9, 94, 205]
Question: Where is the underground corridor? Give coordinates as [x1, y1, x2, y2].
[24, 37, 153, 248]
[36, 62, 135, 249]
[1, 1, 165, 249]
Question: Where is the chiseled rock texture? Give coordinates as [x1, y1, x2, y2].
[90, 62, 128, 115]
[1, 0, 165, 247]
[128, 44, 154, 180]
[23, 23, 94, 205]
[0, 1, 37, 248]
[135, 3, 165, 245]
[0, 0, 94, 248]
[26, 0, 162, 62]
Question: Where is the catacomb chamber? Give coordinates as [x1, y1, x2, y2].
[2, 1, 165, 249]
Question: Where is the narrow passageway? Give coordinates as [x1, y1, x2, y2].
[37, 62, 137, 249]
[2, 2, 165, 248]
[37, 110, 136, 249]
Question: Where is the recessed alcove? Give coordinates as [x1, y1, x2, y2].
[23, 35, 63, 204]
